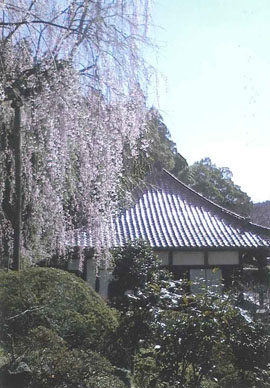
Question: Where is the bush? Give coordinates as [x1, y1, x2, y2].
[0, 267, 124, 388]
[109, 240, 167, 307]
[1, 326, 125, 388]
[108, 241, 171, 369]
[109, 242, 270, 387]
[133, 291, 270, 388]
[0, 267, 117, 351]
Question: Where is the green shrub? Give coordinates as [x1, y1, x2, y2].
[0, 267, 117, 352]
[133, 292, 270, 388]
[108, 241, 170, 369]
[109, 240, 169, 307]
[1, 326, 125, 388]
[0, 267, 124, 388]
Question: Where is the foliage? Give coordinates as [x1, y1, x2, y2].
[0, 267, 124, 388]
[251, 201, 270, 228]
[16, 326, 124, 388]
[133, 290, 270, 388]
[108, 242, 270, 387]
[108, 241, 171, 369]
[1, 325, 125, 388]
[189, 157, 252, 216]
[146, 108, 189, 181]
[121, 107, 189, 194]
[0, 267, 117, 353]
[0, 0, 153, 267]
[109, 240, 166, 305]
[123, 111, 253, 222]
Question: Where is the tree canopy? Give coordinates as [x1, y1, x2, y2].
[188, 158, 252, 217]
[128, 109, 252, 217]
[122, 107, 189, 191]
[251, 201, 270, 228]
[108, 241, 270, 388]
[146, 108, 189, 182]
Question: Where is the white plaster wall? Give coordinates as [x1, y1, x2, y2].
[208, 251, 239, 265]
[173, 251, 204, 266]
[155, 251, 169, 265]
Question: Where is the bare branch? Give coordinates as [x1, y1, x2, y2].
[6, 305, 49, 321]
[0, 19, 77, 32]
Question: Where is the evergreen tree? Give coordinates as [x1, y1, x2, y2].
[189, 158, 252, 217]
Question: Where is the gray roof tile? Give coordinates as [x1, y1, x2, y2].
[71, 169, 270, 250]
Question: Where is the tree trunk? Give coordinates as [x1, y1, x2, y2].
[12, 101, 22, 271]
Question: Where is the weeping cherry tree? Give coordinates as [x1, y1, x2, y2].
[0, 0, 154, 270]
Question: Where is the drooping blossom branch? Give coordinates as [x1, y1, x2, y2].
[0, 0, 154, 267]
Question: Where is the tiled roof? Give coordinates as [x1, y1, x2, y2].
[72, 169, 270, 250]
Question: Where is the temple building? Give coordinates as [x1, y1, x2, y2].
[68, 168, 270, 298]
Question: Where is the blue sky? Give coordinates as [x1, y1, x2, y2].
[148, 0, 270, 203]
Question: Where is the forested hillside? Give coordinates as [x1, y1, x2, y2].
[140, 110, 270, 222]
[251, 201, 270, 228]
[134, 108, 254, 217]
